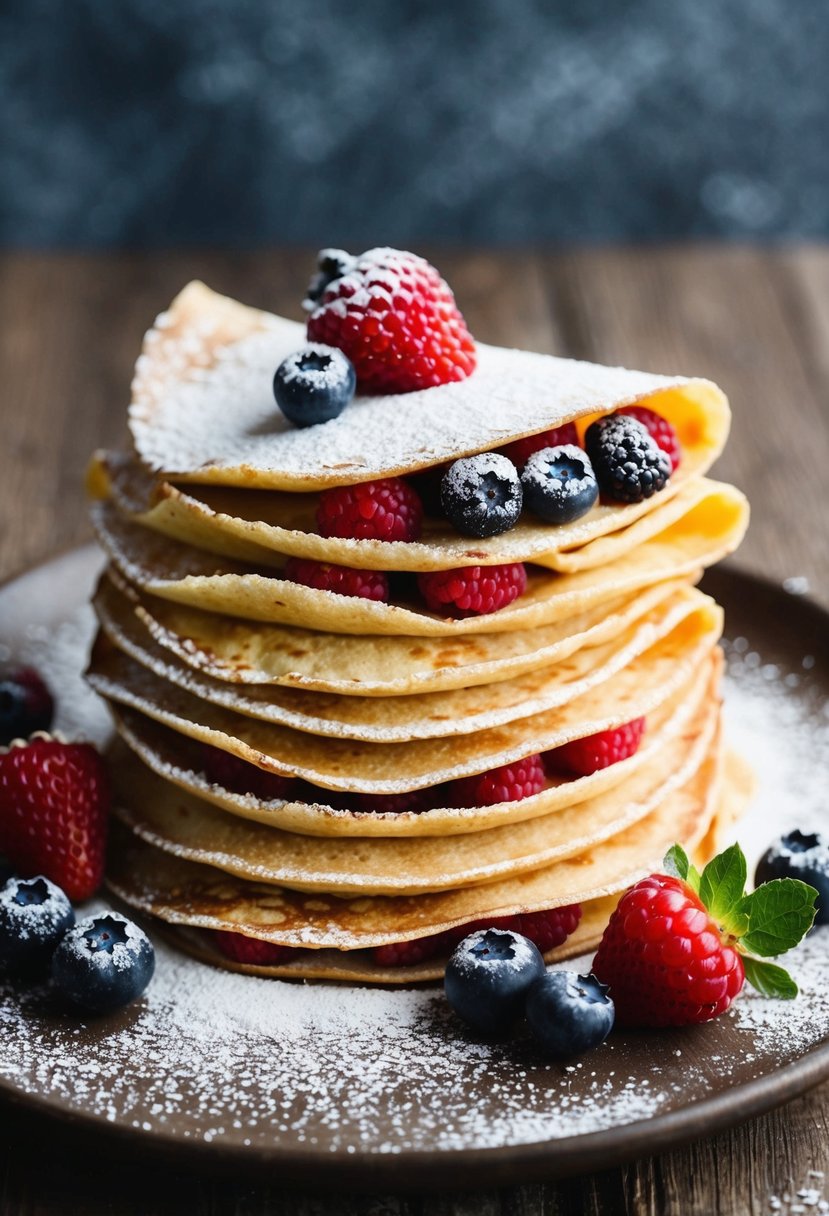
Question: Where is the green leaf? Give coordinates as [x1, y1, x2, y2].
[663, 843, 701, 893]
[738, 879, 817, 957]
[699, 843, 748, 933]
[742, 956, 799, 999]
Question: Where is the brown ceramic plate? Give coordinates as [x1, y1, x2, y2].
[0, 545, 827, 1190]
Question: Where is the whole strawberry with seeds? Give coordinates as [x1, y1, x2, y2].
[305, 247, 477, 393]
[451, 754, 546, 808]
[316, 477, 423, 543]
[592, 842, 817, 1027]
[212, 930, 298, 966]
[0, 736, 109, 901]
[418, 562, 527, 617]
[547, 717, 646, 777]
[618, 405, 682, 472]
[285, 557, 389, 602]
[500, 423, 580, 471]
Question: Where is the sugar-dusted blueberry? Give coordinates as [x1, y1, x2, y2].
[51, 912, 155, 1013]
[0, 875, 74, 970]
[525, 971, 615, 1059]
[755, 830, 829, 925]
[521, 444, 599, 525]
[273, 344, 356, 428]
[444, 927, 545, 1036]
[441, 452, 522, 539]
[0, 664, 54, 745]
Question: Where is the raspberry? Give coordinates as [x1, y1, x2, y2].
[0, 737, 109, 901]
[316, 478, 423, 543]
[547, 717, 646, 776]
[285, 557, 389, 602]
[354, 788, 437, 814]
[500, 423, 580, 470]
[451, 754, 546, 808]
[305, 247, 477, 393]
[201, 744, 294, 802]
[618, 405, 682, 472]
[373, 904, 582, 968]
[592, 875, 745, 1027]
[418, 562, 527, 617]
[212, 930, 298, 966]
[373, 930, 456, 968]
[585, 414, 672, 504]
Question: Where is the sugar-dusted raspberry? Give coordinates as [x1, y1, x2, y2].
[305, 247, 477, 393]
[211, 930, 298, 966]
[316, 477, 423, 543]
[451, 754, 546, 808]
[500, 423, 580, 470]
[200, 743, 294, 802]
[285, 557, 389, 602]
[547, 718, 646, 776]
[418, 562, 527, 617]
[619, 405, 682, 472]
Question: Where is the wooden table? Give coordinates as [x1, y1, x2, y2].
[1, 249, 827, 1215]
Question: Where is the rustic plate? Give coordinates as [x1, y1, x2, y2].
[0, 545, 827, 1190]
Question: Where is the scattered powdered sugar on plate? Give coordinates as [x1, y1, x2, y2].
[0, 547, 827, 1162]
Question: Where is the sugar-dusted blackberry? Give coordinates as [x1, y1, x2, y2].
[585, 414, 672, 504]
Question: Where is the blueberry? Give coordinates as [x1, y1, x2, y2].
[303, 248, 356, 307]
[0, 664, 54, 745]
[440, 453, 523, 538]
[521, 444, 599, 525]
[0, 875, 74, 970]
[755, 830, 829, 925]
[444, 928, 545, 1036]
[51, 912, 155, 1013]
[525, 971, 614, 1059]
[273, 344, 356, 428]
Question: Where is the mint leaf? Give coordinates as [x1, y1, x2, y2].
[663, 843, 701, 894]
[738, 879, 817, 957]
[699, 843, 748, 933]
[742, 956, 798, 999]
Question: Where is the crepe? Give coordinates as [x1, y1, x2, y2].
[105, 736, 723, 955]
[90, 487, 747, 636]
[94, 567, 688, 695]
[86, 611, 722, 790]
[129, 281, 730, 491]
[103, 657, 713, 838]
[109, 673, 718, 895]
[90, 452, 731, 575]
[92, 582, 721, 739]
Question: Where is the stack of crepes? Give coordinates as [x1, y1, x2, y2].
[85, 281, 750, 983]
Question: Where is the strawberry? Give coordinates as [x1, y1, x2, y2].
[592, 842, 817, 1027]
[0, 736, 110, 901]
[305, 247, 477, 393]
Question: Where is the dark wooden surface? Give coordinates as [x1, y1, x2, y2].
[0, 248, 828, 1214]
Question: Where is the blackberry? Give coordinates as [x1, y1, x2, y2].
[585, 414, 672, 504]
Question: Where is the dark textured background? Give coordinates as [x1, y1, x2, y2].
[1, 0, 828, 248]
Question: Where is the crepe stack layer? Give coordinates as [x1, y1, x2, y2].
[86, 281, 750, 983]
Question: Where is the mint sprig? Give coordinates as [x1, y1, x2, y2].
[663, 842, 818, 1000]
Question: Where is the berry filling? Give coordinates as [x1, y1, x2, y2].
[317, 477, 423, 543]
[418, 562, 527, 617]
[205, 905, 582, 971]
[546, 718, 646, 777]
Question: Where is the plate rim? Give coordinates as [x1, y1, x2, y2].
[0, 543, 827, 1188]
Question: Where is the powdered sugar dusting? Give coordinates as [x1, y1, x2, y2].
[0, 549, 827, 1164]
